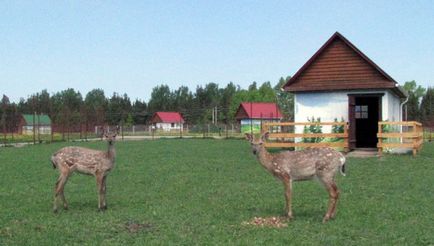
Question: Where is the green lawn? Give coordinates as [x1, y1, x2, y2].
[1, 139, 434, 245]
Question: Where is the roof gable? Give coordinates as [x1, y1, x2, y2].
[235, 102, 282, 120]
[151, 112, 184, 123]
[283, 32, 405, 97]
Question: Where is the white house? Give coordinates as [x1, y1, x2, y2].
[150, 112, 185, 132]
[283, 32, 407, 149]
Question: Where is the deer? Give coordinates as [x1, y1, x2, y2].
[51, 127, 119, 213]
[245, 132, 346, 223]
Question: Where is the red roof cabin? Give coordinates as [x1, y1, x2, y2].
[235, 102, 282, 133]
[150, 112, 185, 132]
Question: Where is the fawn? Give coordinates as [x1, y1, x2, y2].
[51, 128, 118, 212]
[246, 132, 346, 222]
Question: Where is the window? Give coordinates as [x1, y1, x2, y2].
[171, 123, 175, 127]
[355, 105, 368, 119]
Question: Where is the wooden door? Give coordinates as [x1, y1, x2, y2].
[348, 95, 356, 150]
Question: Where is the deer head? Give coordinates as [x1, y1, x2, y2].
[245, 132, 269, 155]
[104, 126, 120, 145]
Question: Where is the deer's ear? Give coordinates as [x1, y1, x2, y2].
[245, 133, 253, 141]
[261, 132, 270, 141]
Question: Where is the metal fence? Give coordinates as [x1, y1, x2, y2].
[0, 121, 243, 145]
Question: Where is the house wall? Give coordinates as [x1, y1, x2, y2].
[294, 90, 403, 134]
[155, 122, 183, 131]
[22, 125, 52, 135]
[385, 91, 401, 122]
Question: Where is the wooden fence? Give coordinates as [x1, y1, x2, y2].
[377, 121, 423, 156]
[262, 122, 349, 151]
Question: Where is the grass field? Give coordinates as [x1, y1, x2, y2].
[1, 139, 434, 245]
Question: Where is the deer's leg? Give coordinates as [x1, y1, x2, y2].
[283, 176, 293, 219]
[329, 182, 340, 219]
[53, 172, 69, 213]
[96, 173, 105, 211]
[59, 178, 70, 210]
[320, 179, 339, 223]
[101, 175, 107, 210]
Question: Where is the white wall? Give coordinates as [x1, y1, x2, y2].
[294, 90, 403, 134]
[155, 122, 183, 131]
[385, 91, 401, 122]
[22, 125, 52, 135]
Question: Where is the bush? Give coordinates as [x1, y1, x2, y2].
[302, 117, 323, 143]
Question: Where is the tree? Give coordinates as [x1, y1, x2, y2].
[173, 86, 193, 110]
[85, 89, 108, 126]
[147, 85, 173, 113]
[51, 89, 83, 139]
[1, 95, 10, 140]
[420, 87, 434, 127]
[258, 82, 275, 102]
[275, 76, 294, 121]
[107, 93, 131, 125]
[403, 81, 426, 121]
[192, 83, 221, 124]
[132, 99, 148, 124]
[220, 82, 237, 123]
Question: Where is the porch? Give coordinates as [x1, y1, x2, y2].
[261, 121, 423, 157]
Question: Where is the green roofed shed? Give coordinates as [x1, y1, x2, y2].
[19, 114, 52, 135]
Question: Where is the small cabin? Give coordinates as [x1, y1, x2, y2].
[283, 32, 407, 150]
[235, 102, 282, 133]
[19, 114, 52, 135]
[150, 112, 185, 132]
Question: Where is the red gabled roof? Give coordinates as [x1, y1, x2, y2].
[235, 102, 282, 120]
[151, 112, 184, 123]
[283, 32, 406, 98]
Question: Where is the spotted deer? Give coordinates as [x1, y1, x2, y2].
[246, 132, 346, 223]
[51, 127, 118, 212]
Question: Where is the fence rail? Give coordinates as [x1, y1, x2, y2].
[377, 121, 423, 156]
[262, 121, 349, 151]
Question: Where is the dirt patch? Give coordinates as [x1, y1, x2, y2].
[242, 216, 288, 228]
[125, 221, 154, 233]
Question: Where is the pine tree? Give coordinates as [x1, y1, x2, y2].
[420, 87, 434, 127]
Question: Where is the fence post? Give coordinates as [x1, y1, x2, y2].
[412, 123, 417, 156]
[377, 122, 382, 157]
[51, 123, 54, 143]
[37, 113, 40, 143]
[430, 128, 432, 142]
[33, 111, 36, 145]
[344, 122, 349, 153]
[121, 123, 124, 141]
[84, 122, 88, 141]
[225, 124, 228, 139]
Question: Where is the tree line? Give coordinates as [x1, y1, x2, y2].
[0, 77, 294, 132]
[0, 78, 432, 133]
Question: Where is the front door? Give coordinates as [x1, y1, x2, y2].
[348, 94, 382, 149]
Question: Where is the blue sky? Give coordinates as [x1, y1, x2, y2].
[1, 0, 433, 103]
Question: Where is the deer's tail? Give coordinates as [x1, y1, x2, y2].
[339, 155, 346, 176]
